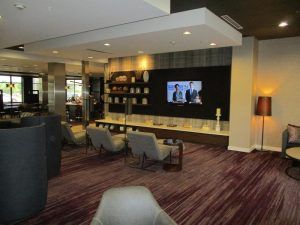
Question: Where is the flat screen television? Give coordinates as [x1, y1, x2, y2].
[167, 81, 203, 104]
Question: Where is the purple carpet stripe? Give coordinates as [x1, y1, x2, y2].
[18, 143, 300, 225]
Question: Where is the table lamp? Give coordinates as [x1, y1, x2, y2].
[255, 96, 272, 151]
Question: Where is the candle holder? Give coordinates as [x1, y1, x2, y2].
[215, 114, 221, 132]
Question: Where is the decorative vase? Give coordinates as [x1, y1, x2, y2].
[142, 98, 148, 105]
[143, 71, 149, 82]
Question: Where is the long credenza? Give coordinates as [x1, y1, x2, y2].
[95, 118, 229, 146]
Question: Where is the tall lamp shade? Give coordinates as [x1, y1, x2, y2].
[256, 96, 272, 150]
[256, 96, 272, 116]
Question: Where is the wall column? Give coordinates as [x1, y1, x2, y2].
[228, 37, 258, 152]
[48, 62, 66, 120]
[42, 75, 48, 106]
[82, 61, 90, 127]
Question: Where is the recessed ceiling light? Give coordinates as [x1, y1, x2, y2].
[13, 3, 26, 10]
[278, 21, 288, 27]
[170, 41, 176, 45]
[19, 46, 24, 49]
[138, 50, 144, 54]
[210, 43, 217, 46]
[52, 50, 59, 54]
[183, 31, 192, 35]
[88, 56, 93, 59]
[104, 43, 111, 46]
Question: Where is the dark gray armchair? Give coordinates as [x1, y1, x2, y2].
[0, 124, 47, 224]
[282, 129, 300, 157]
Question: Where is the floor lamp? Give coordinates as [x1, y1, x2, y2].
[255, 96, 272, 151]
[124, 98, 132, 137]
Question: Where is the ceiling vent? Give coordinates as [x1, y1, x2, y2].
[221, 15, 243, 30]
[86, 48, 113, 54]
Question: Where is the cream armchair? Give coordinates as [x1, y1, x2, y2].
[86, 126, 124, 153]
[127, 131, 177, 169]
[61, 121, 86, 145]
[90, 186, 178, 225]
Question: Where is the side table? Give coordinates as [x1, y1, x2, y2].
[285, 147, 300, 180]
[163, 139, 184, 172]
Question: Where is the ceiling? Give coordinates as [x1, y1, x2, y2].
[0, 0, 170, 49]
[171, 0, 300, 40]
[1, 0, 298, 74]
[0, 0, 170, 74]
[24, 8, 241, 61]
[0, 50, 103, 75]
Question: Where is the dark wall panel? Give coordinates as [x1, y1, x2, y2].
[150, 66, 231, 120]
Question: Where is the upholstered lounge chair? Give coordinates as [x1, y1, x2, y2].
[90, 186, 178, 225]
[127, 131, 178, 169]
[61, 121, 86, 145]
[282, 129, 300, 157]
[86, 126, 125, 153]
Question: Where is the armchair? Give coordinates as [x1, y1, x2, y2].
[127, 131, 177, 169]
[61, 121, 86, 145]
[90, 186, 178, 225]
[86, 126, 124, 153]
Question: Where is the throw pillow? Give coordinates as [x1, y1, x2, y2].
[287, 124, 300, 144]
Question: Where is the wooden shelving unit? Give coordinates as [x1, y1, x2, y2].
[104, 72, 151, 114]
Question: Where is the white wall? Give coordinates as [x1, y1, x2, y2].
[256, 36, 300, 150]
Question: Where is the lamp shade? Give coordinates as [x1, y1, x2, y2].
[256, 96, 272, 116]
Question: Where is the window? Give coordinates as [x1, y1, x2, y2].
[66, 79, 82, 100]
[33, 77, 43, 103]
[11, 77, 22, 103]
[0, 75, 23, 104]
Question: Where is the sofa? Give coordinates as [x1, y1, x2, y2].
[0, 124, 47, 223]
[21, 114, 62, 178]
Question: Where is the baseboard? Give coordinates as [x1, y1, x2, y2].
[254, 145, 281, 152]
[227, 145, 255, 153]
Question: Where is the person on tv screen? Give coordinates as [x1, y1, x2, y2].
[185, 81, 198, 103]
[172, 84, 183, 102]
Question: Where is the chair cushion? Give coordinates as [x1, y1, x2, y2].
[74, 131, 86, 144]
[113, 133, 126, 139]
[157, 144, 174, 160]
[287, 124, 300, 144]
[111, 136, 125, 152]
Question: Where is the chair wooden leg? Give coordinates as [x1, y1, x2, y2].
[141, 153, 146, 169]
[99, 145, 103, 157]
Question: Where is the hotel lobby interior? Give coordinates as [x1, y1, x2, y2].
[0, 0, 300, 224]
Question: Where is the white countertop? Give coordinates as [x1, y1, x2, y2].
[95, 118, 229, 136]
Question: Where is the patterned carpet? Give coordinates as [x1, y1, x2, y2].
[19, 143, 300, 225]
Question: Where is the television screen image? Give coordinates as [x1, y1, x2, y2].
[167, 81, 203, 104]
